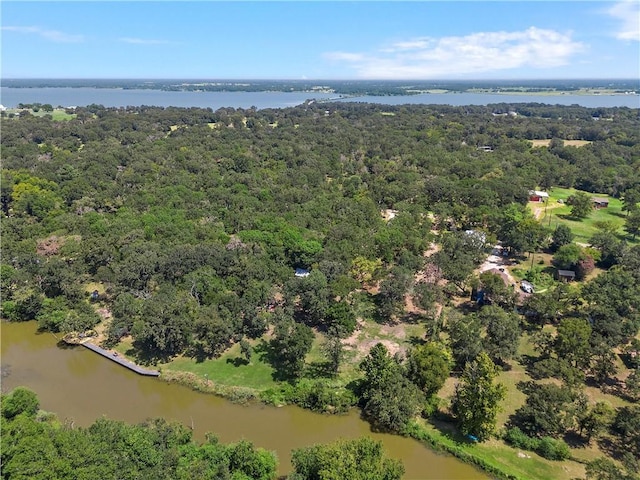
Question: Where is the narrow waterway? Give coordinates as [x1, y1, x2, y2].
[1, 321, 487, 479]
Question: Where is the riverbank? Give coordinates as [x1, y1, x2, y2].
[153, 350, 583, 480]
[2, 320, 489, 479]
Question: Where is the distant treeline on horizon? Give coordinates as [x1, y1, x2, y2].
[3, 78, 639, 97]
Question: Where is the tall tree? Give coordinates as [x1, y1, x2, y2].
[359, 343, 424, 432]
[567, 191, 593, 219]
[551, 224, 574, 252]
[554, 317, 592, 370]
[451, 352, 506, 441]
[406, 342, 452, 398]
[447, 311, 484, 369]
[270, 317, 314, 380]
[479, 305, 521, 364]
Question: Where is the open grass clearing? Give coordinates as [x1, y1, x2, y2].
[415, 418, 585, 480]
[161, 340, 279, 391]
[3, 107, 76, 121]
[528, 139, 591, 148]
[531, 187, 635, 245]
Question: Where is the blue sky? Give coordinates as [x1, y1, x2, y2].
[1, 1, 639, 79]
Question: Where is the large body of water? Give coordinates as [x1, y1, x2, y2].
[1, 321, 487, 479]
[1, 86, 639, 109]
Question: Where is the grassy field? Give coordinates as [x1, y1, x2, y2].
[3, 107, 76, 121]
[408, 419, 586, 480]
[160, 339, 279, 391]
[532, 187, 634, 244]
[528, 139, 591, 148]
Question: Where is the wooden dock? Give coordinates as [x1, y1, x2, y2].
[82, 342, 160, 377]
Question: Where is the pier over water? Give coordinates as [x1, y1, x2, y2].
[82, 342, 160, 377]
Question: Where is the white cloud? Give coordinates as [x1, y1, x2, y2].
[324, 27, 585, 79]
[118, 37, 172, 45]
[1, 25, 84, 43]
[606, 0, 640, 41]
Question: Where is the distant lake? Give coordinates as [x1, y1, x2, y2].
[1, 86, 639, 109]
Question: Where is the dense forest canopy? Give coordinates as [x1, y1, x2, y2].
[2, 101, 639, 351]
[2, 101, 640, 479]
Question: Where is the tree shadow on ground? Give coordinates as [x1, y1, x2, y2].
[226, 357, 249, 367]
[596, 436, 624, 460]
[304, 360, 335, 380]
[519, 354, 544, 378]
[254, 339, 297, 383]
[407, 335, 425, 347]
[400, 312, 425, 324]
[125, 345, 171, 366]
[427, 416, 481, 445]
[563, 431, 589, 449]
[557, 213, 587, 222]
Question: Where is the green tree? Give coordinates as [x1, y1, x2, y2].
[479, 305, 521, 364]
[622, 187, 640, 216]
[406, 342, 452, 398]
[239, 338, 253, 363]
[612, 406, 640, 456]
[583, 268, 640, 347]
[625, 369, 640, 401]
[412, 281, 444, 318]
[1, 387, 40, 419]
[477, 272, 516, 309]
[324, 300, 356, 338]
[551, 224, 574, 251]
[554, 317, 592, 370]
[290, 437, 404, 480]
[578, 401, 614, 443]
[625, 210, 640, 239]
[585, 457, 638, 480]
[377, 267, 412, 321]
[451, 352, 506, 441]
[590, 338, 618, 384]
[447, 311, 484, 369]
[359, 343, 424, 431]
[553, 243, 582, 270]
[567, 191, 593, 219]
[513, 383, 581, 437]
[271, 318, 314, 380]
[322, 334, 345, 376]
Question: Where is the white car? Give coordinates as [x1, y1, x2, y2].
[520, 281, 534, 294]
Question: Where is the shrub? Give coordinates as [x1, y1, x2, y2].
[504, 426, 538, 450]
[536, 437, 571, 460]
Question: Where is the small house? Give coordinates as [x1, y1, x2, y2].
[529, 190, 549, 203]
[556, 270, 576, 282]
[592, 197, 609, 209]
[294, 268, 310, 278]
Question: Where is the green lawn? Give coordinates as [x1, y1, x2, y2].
[4, 108, 76, 121]
[410, 419, 586, 480]
[160, 341, 279, 391]
[533, 187, 635, 244]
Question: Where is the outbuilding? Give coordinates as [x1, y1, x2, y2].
[529, 190, 549, 203]
[556, 270, 576, 282]
[592, 197, 609, 209]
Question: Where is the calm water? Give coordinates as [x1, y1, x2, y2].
[1, 86, 638, 109]
[1, 321, 487, 479]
